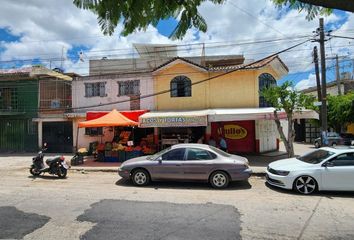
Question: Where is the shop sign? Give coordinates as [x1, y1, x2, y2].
[224, 124, 247, 140]
[139, 115, 207, 127]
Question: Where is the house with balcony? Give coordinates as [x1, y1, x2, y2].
[0, 66, 74, 152]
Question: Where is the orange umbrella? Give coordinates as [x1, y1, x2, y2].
[78, 109, 138, 128]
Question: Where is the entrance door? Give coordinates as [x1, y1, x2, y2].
[43, 121, 73, 153]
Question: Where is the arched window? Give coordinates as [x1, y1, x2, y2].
[259, 73, 276, 107]
[170, 76, 192, 97]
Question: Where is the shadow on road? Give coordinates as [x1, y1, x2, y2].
[264, 182, 354, 198]
[27, 175, 67, 180]
[115, 178, 252, 191]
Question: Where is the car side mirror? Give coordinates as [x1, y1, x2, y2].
[323, 161, 334, 167]
[156, 156, 162, 163]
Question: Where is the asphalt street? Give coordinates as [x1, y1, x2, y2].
[0, 160, 354, 240]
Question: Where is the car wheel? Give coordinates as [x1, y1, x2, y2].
[132, 169, 150, 186]
[294, 176, 317, 195]
[210, 171, 229, 189]
[314, 141, 320, 148]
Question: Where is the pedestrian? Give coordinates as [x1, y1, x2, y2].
[208, 136, 216, 147]
[197, 136, 204, 144]
[219, 136, 227, 152]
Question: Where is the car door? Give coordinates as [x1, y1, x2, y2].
[321, 153, 354, 191]
[182, 148, 217, 181]
[151, 148, 186, 180]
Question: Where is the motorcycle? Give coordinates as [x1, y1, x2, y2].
[30, 143, 69, 178]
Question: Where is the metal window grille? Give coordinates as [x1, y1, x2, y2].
[170, 76, 191, 97]
[118, 80, 140, 96]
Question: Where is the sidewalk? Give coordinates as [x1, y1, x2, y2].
[70, 142, 315, 175]
[0, 142, 315, 175]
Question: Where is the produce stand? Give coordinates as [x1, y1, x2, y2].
[77, 109, 155, 162]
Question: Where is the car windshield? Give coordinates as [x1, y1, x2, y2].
[209, 146, 231, 157]
[296, 149, 335, 164]
[146, 147, 171, 160]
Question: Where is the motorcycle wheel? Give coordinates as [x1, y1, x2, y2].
[57, 167, 67, 178]
[30, 167, 41, 176]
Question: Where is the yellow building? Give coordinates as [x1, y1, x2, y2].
[140, 55, 289, 153]
[153, 56, 287, 111]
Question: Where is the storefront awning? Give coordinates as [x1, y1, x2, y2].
[139, 110, 209, 128]
[86, 110, 148, 122]
[208, 108, 319, 122]
[78, 109, 138, 128]
[208, 108, 284, 121]
[139, 108, 319, 127]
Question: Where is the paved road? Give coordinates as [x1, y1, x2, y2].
[1, 162, 354, 239]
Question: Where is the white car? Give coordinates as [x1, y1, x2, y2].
[266, 147, 354, 194]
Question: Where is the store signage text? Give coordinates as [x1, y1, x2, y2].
[224, 124, 247, 139]
[139, 116, 207, 127]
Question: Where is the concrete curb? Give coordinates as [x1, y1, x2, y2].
[68, 167, 267, 176]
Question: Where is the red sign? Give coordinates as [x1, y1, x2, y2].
[211, 121, 255, 153]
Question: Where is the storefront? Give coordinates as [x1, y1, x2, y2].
[139, 110, 209, 149]
[139, 108, 319, 154]
[77, 109, 155, 162]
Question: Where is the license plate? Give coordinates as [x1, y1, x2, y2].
[62, 162, 69, 169]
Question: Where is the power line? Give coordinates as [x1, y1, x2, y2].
[69, 39, 310, 110]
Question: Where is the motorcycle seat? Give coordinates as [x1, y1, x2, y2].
[46, 156, 61, 165]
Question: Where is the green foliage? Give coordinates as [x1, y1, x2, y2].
[73, 0, 225, 39]
[261, 81, 315, 115]
[327, 92, 354, 130]
[272, 0, 332, 20]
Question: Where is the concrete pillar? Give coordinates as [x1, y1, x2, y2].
[38, 120, 42, 148]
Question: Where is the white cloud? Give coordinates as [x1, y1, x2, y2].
[0, 0, 353, 76]
[295, 73, 317, 90]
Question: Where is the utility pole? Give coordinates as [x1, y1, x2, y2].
[313, 46, 322, 102]
[335, 55, 342, 95]
[319, 18, 328, 133]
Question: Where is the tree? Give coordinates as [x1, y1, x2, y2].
[262, 81, 315, 157]
[272, 0, 354, 19]
[74, 0, 353, 39]
[73, 0, 225, 39]
[327, 92, 354, 132]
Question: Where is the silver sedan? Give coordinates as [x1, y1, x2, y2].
[118, 143, 252, 188]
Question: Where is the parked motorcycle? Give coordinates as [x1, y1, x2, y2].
[30, 143, 69, 178]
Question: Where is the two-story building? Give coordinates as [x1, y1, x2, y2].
[139, 55, 289, 153]
[70, 44, 245, 150]
[0, 66, 73, 152]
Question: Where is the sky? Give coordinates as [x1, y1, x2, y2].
[0, 0, 354, 90]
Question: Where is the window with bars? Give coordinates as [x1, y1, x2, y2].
[259, 73, 276, 107]
[117, 80, 140, 96]
[0, 88, 18, 111]
[85, 82, 106, 97]
[170, 76, 191, 97]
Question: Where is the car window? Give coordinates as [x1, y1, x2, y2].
[186, 148, 216, 160]
[330, 153, 354, 166]
[161, 148, 186, 161]
[297, 149, 335, 164]
[209, 145, 231, 157]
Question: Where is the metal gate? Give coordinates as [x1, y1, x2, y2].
[0, 119, 25, 152]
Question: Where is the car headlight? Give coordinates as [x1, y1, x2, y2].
[276, 170, 290, 176]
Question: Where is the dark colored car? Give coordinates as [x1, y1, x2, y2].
[314, 132, 354, 148]
[340, 133, 354, 146]
[118, 143, 252, 188]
